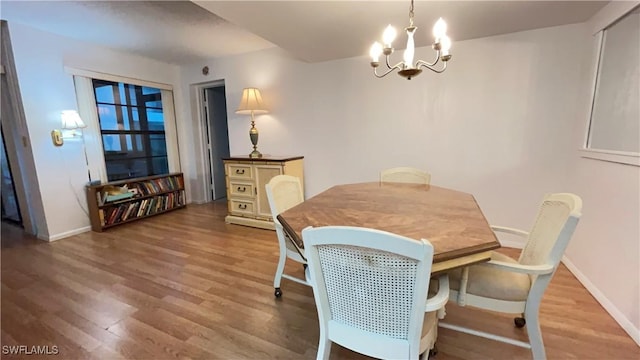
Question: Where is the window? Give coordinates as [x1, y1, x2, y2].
[93, 79, 169, 181]
[583, 5, 639, 166]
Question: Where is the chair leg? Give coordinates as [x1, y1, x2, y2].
[418, 344, 438, 360]
[273, 251, 287, 297]
[524, 304, 546, 360]
[430, 344, 438, 357]
[316, 335, 331, 360]
[456, 267, 469, 306]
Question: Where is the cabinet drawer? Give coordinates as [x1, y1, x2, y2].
[229, 182, 254, 197]
[229, 199, 255, 216]
[228, 164, 253, 180]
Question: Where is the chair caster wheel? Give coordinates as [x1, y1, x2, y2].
[274, 288, 282, 297]
[428, 345, 438, 357]
[514, 317, 526, 328]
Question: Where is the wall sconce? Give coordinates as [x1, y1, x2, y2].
[51, 110, 87, 147]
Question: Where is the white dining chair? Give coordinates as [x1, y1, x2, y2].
[441, 193, 582, 359]
[265, 175, 309, 297]
[380, 167, 431, 185]
[302, 225, 449, 360]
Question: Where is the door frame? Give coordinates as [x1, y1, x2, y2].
[194, 79, 228, 203]
[0, 21, 41, 236]
[0, 126, 22, 225]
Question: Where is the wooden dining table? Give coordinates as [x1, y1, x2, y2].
[277, 182, 501, 273]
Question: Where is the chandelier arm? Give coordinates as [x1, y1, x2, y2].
[385, 55, 400, 70]
[418, 60, 448, 74]
[415, 50, 441, 68]
[374, 63, 404, 78]
[390, 61, 405, 70]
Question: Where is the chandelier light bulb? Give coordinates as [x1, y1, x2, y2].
[370, 42, 383, 61]
[383, 25, 397, 46]
[433, 17, 447, 40]
[440, 35, 452, 55]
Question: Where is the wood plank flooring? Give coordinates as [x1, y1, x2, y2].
[1, 202, 638, 359]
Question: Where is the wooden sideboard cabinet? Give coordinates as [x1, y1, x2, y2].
[223, 155, 304, 230]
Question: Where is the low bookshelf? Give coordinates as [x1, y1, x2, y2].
[86, 173, 186, 232]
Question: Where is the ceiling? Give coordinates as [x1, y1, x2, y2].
[196, 1, 608, 63]
[0, 0, 274, 65]
[1, 0, 608, 65]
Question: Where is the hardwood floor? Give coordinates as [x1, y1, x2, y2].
[1, 203, 638, 359]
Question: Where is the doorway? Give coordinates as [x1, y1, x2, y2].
[202, 83, 230, 201]
[0, 127, 22, 226]
[1, 20, 39, 238]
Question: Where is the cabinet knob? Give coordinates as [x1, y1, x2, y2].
[238, 204, 247, 210]
[237, 186, 246, 192]
[235, 169, 245, 175]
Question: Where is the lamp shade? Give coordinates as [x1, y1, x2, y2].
[236, 88, 268, 115]
[61, 110, 87, 130]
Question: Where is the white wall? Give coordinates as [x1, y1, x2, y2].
[564, 158, 640, 344]
[8, 22, 183, 240]
[564, 4, 640, 344]
[178, 23, 638, 343]
[180, 24, 587, 228]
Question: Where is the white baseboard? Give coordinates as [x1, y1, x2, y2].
[562, 255, 640, 346]
[44, 226, 91, 242]
[499, 239, 525, 249]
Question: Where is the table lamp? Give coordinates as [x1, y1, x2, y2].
[236, 88, 268, 158]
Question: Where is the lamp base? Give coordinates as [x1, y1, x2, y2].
[249, 150, 263, 158]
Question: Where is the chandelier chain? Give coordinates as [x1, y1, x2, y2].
[409, 0, 415, 27]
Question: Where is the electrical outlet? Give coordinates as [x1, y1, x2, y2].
[51, 129, 63, 147]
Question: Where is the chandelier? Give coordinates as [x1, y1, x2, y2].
[369, 0, 452, 80]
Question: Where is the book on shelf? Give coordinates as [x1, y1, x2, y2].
[105, 192, 135, 203]
[106, 206, 120, 225]
[137, 199, 147, 217]
[96, 192, 107, 206]
[122, 202, 135, 221]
